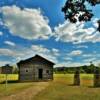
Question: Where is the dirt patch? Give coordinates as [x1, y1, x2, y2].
[0, 82, 49, 100]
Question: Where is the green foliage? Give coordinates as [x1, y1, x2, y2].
[62, 0, 100, 31]
[54, 64, 96, 74]
[13, 67, 19, 74]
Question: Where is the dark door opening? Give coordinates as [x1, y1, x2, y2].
[38, 69, 43, 79]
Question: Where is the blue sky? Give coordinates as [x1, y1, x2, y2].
[0, 0, 100, 67]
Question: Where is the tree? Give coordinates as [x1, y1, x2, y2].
[62, 0, 100, 32]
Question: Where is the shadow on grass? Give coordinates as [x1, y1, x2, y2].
[68, 84, 100, 88]
[0, 80, 50, 84]
[67, 84, 80, 86]
[88, 85, 100, 88]
[0, 80, 19, 84]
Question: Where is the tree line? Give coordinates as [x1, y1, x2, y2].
[54, 63, 100, 74]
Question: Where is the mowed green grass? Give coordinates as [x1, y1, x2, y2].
[0, 74, 18, 82]
[33, 74, 100, 100]
[1, 74, 100, 100]
[0, 74, 37, 97]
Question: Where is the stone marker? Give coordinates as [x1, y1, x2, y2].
[74, 68, 80, 86]
[94, 67, 100, 87]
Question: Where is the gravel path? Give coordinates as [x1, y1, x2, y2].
[0, 82, 49, 100]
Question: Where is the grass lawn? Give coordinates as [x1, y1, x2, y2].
[0, 74, 18, 82]
[33, 74, 100, 100]
[0, 74, 36, 97]
[1, 74, 100, 100]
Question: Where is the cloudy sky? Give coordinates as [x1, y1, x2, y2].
[0, 0, 100, 67]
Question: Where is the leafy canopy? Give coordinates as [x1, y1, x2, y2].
[62, 0, 100, 31]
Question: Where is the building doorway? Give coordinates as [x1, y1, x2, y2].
[38, 69, 43, 79]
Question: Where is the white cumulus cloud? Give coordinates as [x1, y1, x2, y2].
[0, 5, 52, 40]
[0, 61, 11, 66]
[4, 41, 15, 46]
[54, 21, 99, 43]
[0, 49, 14, 56]
[31, 44, 59, 63]
[0, 31, 3, 36]
[69, 50, 83, 56]
[75, 45, 88, 49]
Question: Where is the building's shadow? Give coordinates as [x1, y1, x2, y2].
[0, 80, 19, 84]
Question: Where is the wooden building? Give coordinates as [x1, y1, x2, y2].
[17, 55, 55, 82]
[1, 64, 13, 74]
